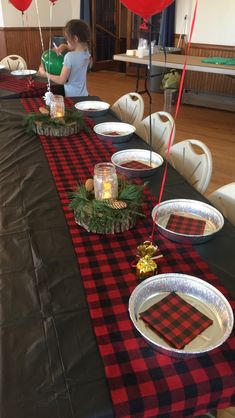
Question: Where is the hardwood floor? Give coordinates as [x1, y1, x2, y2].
[87, 70, 235, 196]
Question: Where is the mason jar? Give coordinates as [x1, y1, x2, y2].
[94, 162, 118, 200]
[50, 95, 65, 118]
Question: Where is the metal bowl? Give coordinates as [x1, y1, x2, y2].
[129, 273, 234, 358]
[11, 69, 37, 78]
[152, 199, 224, 244]
[93, 122, 135, 143]
[74, 100, 110, 117]
[159, 46, 182, 54]
[111, 149, 163, 178]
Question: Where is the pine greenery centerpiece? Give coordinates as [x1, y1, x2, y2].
[68, 178, 146, 234]
[24, 108, 89, 137]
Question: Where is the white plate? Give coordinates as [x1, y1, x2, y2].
[129, 273, 234, 358]
[10, 69, 37, 76]
[0, 65, 5, 70]
[74, 100, 110, 117]
[93, 122, 136, 143]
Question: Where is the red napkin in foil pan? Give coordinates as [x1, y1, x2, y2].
[140, 292, 213, 349]
[166, 213, 206, 235]
[121, 160, 152, 170]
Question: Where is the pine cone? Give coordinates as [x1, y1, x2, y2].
[85, 178, 94, 192]
[107, 199, 127, 209]
[39, 106, 49, 115]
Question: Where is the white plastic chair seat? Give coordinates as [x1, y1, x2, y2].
[135, 111, 175, 156]
[208, 183, 235, 226]
[0, 55, 27, 71]
[111, 92, 144, 126]
[167, 139, 213, 194]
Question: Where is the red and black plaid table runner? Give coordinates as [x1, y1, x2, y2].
[20, 96, 235, 418]
[140, 292, 213, 349]
[166, 213, 206, 235]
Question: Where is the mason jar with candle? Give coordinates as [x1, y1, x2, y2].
[50, 95, 65, 119]
[94, 163, 118, 200]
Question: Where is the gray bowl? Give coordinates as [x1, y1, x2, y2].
[93, 122, 135, 143]
[11, 69, 37, 78]
[111, 149, 163, 178]
[74, 100, 110, 117]
[129, 273, 234, 358]
[152, 199, 224, 244]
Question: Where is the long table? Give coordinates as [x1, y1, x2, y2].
[0, 96, 234, 418]
[0, 69, 63, 99]
[113, 52, 235, 76]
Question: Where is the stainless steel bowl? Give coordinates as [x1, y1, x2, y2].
[111, 149, 163, 178]
[129, 273, 234, 358]
[93, 122, 135, 143]
[74, 100, 110, 117]
[152, 199, 224, 244]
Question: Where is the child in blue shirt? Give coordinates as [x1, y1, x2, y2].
[39, 19, 91, 97]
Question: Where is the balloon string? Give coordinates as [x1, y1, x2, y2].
[25, 12, 32, 68]
[46, 2, 54, 91]
[150, 0, 199, 243]
[34, 0, 51, 90]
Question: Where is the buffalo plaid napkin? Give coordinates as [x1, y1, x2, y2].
[121, 160, 152, 170]
[166, 213, 206, 235]
[140, 292, 213, 349]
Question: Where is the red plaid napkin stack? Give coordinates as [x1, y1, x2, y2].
[121, 160, 152, 170]
[140, 292, 213, 349]
[166, 213, 206, 235]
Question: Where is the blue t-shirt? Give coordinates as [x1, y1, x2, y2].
[63, 49, 90, 97]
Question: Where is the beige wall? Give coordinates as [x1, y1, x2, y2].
[0, 0, 80, 27]
[175, 0, 235, 46]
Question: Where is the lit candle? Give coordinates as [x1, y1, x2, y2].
[50, 95, 65, 118]
[94, 163, 118, 200]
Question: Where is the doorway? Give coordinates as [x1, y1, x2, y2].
[90, 0, 127, 71]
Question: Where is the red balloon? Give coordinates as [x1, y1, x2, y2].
[49, 0, 58, 3]
[121, 0, 174, 20]
[9, 0, 33, 12]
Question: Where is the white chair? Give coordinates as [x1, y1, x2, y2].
[135, 111, 175, 156]
[167, 139, 213, 194]
[208, 183, 235, 226]
[0, 55, 27, 71]
[111, 92, 144, 126]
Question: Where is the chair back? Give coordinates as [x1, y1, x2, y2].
[135, 111, 175, 156]
[208, 183, 235, 226]
[167, 139, 213, 194]
[111, 92, 144, 126]
[0, 55, 27, 71]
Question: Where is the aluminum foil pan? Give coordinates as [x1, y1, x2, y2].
[129, 273, 234, 358]
[74, 100, 110, 117]
[152, 199, 224, 244]
[111, 149, 163, 178]
[93, 122, 135, 143]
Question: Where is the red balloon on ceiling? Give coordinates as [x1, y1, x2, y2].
[120, 0, 174, 20]
[49, 0, 58, 4]
[9, 0, 33, 12]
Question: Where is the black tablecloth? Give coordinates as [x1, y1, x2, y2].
[0, 98, 234, 418]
